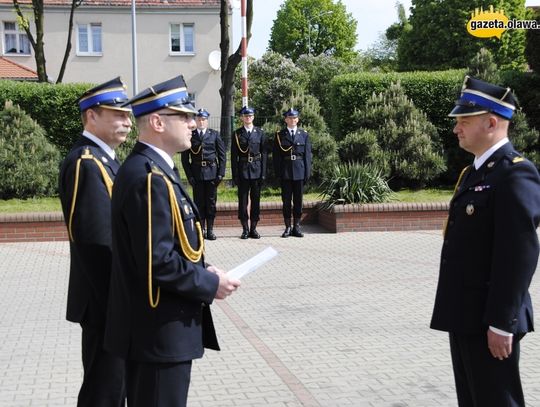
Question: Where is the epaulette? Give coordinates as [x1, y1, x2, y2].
[504, 152, 525, 165]
[80, 147, 93, 159]
[145, 162, 164, 175]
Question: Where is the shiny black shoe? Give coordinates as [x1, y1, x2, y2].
[206, 229, 217, 240]
[249, 229, 261, 239]
[291, 225, 304, 238]
[281, 227, 291, 238]
[240, 229, 249, 239]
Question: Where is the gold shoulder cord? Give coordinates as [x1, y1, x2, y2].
[276, 131, 292, 152]
[68, 148, 114, 242]
[146, 170, 205, 308]
[190, 144, 202, 155]
[442, 165, 470, 237]
[235, 132, 249, 154]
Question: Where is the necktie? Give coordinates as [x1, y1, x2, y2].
[199, 130, 203, 138]
[291, 130, 294, 138]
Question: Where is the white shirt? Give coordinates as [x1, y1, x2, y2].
[473, 137, 509, 170]
[287, 127, 298, 135]
[243, 126, 254, 133]
[82, 130, 116, 160]
[139, 141, 175, 170]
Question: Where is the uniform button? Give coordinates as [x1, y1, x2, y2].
[448, 220, 454, 227]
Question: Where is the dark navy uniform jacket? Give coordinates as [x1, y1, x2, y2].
[59, 136, 119, 326]
[273, 128, 312, 181]
[105, 142, 220, 363]
[431, 142, 540, 335]
[231, 127, 267, 181]
[181, 128, 226, 182]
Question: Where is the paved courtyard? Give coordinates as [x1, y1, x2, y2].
[1, 226, 540, 406]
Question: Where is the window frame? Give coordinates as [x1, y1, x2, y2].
[76, 22, 103, 56]
[2, 21, 31, 56]
[169, 22, 195, 56]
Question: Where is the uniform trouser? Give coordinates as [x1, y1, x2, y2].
[449, 332, 525, 407]
[78, 323, 126, 407]
[281, 179, 304, 220]
[126, 360, 192, 407]
[237, 178, 261, 222]
[193, 180, 218, 221]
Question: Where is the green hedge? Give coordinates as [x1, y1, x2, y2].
[329, 69, 540, 182]
[0, 80, 90, 156]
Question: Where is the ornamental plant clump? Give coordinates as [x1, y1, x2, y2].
[319, 162, 393, 210]
[0, 101, 60, 199]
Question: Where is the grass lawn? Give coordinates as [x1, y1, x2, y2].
[0, 188, 453, 213]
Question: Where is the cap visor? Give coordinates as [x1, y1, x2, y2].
[448, 105, 488, 117]
[169, 103, 197, 114]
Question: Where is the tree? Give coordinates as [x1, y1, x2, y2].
[246, 51, 308, 120]
[466, 47, 501, 83]
[12, 0, 83, 83]
[219, 0, 253, 147]
[397, 0, 527, 71]
[350, 82, 446, 188]
[268, 0, 358, 62]
[296, 53, 365, 122]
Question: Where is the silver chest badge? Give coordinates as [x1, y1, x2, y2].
[101, 156, 108, 163]
[466, 204, 475, 215]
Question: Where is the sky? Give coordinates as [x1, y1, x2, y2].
[232, 0, 540, 59]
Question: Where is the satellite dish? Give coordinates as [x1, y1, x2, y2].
[208, 50, 221, 71]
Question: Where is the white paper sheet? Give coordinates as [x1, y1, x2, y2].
[227, 246, 278, 280]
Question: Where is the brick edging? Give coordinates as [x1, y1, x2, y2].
[0, 201, 450, 242]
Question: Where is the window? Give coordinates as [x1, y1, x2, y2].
[77, 23, 102, 55]
[3, 21, 31, 55]
[170, 23, 194, 54]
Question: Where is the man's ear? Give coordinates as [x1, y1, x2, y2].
[148, 113, 165, 133]
[487, 114, 499, 130]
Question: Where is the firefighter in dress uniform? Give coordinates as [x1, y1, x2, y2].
[273, 108, 312, 238]
[430, 76, 540, 407]
[231, 106, 267, 239]
[181, 108, 226, 240]
[58, 77, 132, 406]
[104, 75, 240, 406]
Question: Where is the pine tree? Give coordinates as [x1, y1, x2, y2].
[0, 101, 60, 199]
[350, 82, 446, 188]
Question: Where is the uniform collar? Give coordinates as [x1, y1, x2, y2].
[243, 126, 254, 132]
[82, 130, 116, 160]
[474, 137, 509, 169]
[286, 127, 297, 133]
[138, 141, 175, 169]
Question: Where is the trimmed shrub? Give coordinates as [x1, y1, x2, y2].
[319, 162, 392, 209]
[509, 110, 540, 167]
[0, 80, 88, 155]
[338, 129, 386, 170]
[309, 128, 339, 187]
[350, 82, 446, 188]
[0, 101, 61, 199]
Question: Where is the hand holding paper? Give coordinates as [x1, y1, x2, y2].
[227, 246, 278, 280]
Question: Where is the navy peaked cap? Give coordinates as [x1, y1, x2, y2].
[239, 106, 255, 115]
[126, 75, 197, 117]
[77, 77, 131, 112]
[196, 108, 210, 118]
[449, 76, 517, 120]
[283, 108, 299, 117]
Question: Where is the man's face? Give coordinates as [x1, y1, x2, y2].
[285, 116, 299, 128]
[241, 114, 254, 126]
[161, 111, 196, 153]
[88, 108, 132, 149]
[453, 114, 494, 156]
[196, 116, 208, 130]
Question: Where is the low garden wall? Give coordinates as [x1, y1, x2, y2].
[0, 201, 449, 242]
